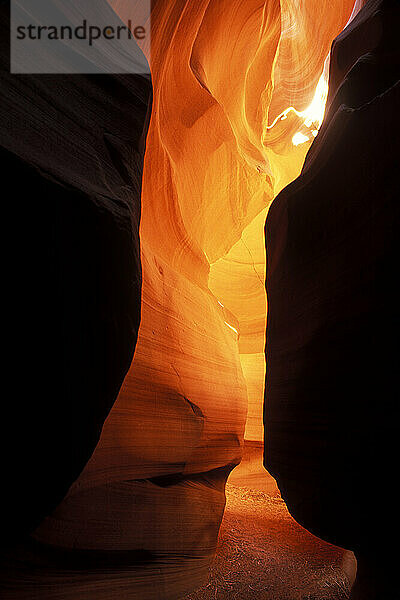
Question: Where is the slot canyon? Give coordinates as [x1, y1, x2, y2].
[1, 0, 399, 599]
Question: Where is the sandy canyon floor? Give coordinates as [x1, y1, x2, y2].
[183, 443, 356, 600]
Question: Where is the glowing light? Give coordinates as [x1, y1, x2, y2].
[300, 72, 329, 129]
[224, 321, 238, 335]
[267, 69, 329, 148]
[292, 132, 310, 146]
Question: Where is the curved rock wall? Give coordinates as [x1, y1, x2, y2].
[0, 0, 150, 547]
[2, 0, 360, 598]
[265, 0, 400, 594]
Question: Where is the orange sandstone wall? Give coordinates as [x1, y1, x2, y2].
[28, 2, 354, 598]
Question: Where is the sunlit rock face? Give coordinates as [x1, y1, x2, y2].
[265, 0, 400, 595]
[203, 0, 354, 441]
[2, 0, 357, 598]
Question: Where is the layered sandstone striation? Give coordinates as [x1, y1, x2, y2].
[0, 0, 362, 598]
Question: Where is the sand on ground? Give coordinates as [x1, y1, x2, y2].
[182, 443, 356, 600]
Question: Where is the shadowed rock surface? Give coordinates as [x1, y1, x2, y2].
[265, 1, 400, 597]
[0, 0, 151, 545]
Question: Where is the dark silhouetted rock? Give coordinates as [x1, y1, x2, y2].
[0, 0, 151, 545]
[265, 0, 399, 596]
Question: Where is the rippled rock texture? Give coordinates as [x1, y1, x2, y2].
[265, 0, 400, 596]
[1, 0, 360, 598]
